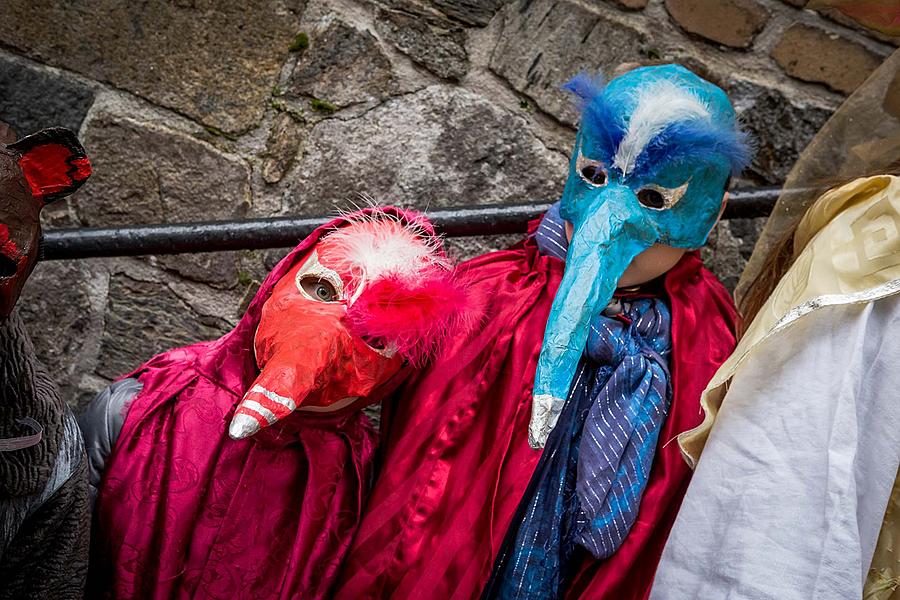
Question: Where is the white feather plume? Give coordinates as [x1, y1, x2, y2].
[612, 81, 711, 178]
[320, 206, 450, 301]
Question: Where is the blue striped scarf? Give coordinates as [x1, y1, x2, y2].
[482, 206, 672, 600]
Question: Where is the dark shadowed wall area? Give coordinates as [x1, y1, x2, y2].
[1, 0, 895, 408]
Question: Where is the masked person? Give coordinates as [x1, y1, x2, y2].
[80, 208, 476, 599]
[332, 64, 750, 600]
[650, 45, 900, 600]
[0, 123, 93, 598]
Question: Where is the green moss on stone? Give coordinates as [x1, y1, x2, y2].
[269, 98, 306, 121]
[289, 32, 310, 52]
[237, 270, 254, 287]
[310, 97, 337, 114]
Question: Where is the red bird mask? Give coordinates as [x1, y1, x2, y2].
[229, 211, 477, 439]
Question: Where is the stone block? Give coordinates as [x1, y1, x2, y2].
[96, 273, 231, 380]
[158, 251, 248, 289]
[444, 234, 521, 262]
[0, 1, 300, 133]
[19, 259, 107, 408]
[608, 0, 649, 9]
[772, 24, 883, 94]
[288, 20, 398, 108]
[884, 64, 900, 120]
[490, 0, 646, 124]
[811, 6, 900, 47]
[76, 110, 252, 286]
[428, 0, 513, 26]
[728, 78, 832, 184]
[376, 6, 469, 81]
[0, 53, 94, 136]
[262, 113, 305, 184]
[77, 112, 252, 227]
[702, 217, 767, 291]
[665, 0, 769, 48]
[283, 85, 567, 213]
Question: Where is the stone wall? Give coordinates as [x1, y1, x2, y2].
[1, 0, 895, 408]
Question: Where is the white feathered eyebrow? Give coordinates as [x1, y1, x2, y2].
[612, 80, 711, 179]
[318, 214, 452, 304]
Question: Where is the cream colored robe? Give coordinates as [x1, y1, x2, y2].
[651, 176, 900, 599]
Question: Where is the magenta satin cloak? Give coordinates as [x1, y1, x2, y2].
[332, 235, 738, 600]
[89, 209, 419, 600]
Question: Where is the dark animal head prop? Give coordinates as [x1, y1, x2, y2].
[0, 122, 91, 316]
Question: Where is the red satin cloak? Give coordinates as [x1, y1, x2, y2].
[332, 238, 737, 600]
[88, 209, 419, 600]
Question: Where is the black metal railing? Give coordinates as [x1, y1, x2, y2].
[41, 186, 781, 260]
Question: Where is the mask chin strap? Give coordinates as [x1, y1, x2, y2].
[0, 417, 43, 451]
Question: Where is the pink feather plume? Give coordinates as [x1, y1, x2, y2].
[345, 266, 481, 367]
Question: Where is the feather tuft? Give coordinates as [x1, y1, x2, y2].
[320, 208, 449, 298]
[563, 73, 624, 162]
[634, 117, 754, 178]
[564, 70, 753, 180]
[562, 72, 606, 108]
[613, 80, 712, 177]
[345, 267, 482, 366]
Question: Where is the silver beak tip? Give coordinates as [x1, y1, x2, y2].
[228, 414, 260, 440]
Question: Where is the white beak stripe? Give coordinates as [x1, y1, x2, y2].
[247, 384, 297, 412]
[236, 400, 278, 425]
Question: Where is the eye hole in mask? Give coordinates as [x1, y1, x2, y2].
[577, 156, 608, 187]
[636, 180, 690, 211]
[299, 276, 340, 303]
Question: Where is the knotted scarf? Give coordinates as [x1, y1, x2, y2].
[483, 267, 672, 599]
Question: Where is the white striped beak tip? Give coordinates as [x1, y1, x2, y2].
[228, 414, 261, 440]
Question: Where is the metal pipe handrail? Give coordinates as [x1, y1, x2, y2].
[41, 186, 782, 260]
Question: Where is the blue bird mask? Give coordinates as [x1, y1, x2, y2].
[529, 64, 751, 448]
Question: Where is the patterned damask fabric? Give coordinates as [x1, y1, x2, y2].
[88, 361, 380, 599]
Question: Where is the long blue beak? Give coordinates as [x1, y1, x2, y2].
[529, 185, 658, 448]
